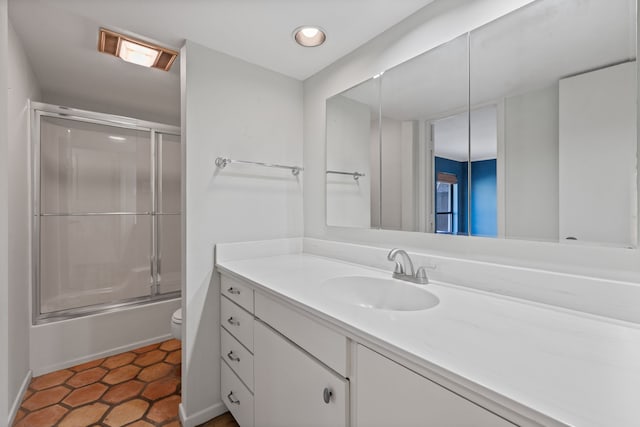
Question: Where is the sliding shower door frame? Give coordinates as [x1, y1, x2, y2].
[31, 101, 181, 324]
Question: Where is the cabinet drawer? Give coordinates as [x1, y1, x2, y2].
[255, 292, 347, 376]
[221, 275, 254, 313]
[221, 327, 254, 391]
[221, 296, 254, 351]
[221, 359, 254, 427]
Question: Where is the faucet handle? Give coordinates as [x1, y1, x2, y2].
[392, 261, 405, 275]
[414, 266, 429, 284]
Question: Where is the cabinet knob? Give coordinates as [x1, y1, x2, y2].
[227, 287, 241, 295]
[323, 387, 333, 404]
[227, 317, 240, 326]
[227, 351, 240, 362]
[227, 391, 240, 405]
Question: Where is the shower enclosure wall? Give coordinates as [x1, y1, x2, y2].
[32, 102, 181, 322]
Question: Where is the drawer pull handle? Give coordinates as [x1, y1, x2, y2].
[323, 387, 333, 404]
[227, 391, 240, 405]
[227, 317, 240, 326]
[227, 287, 241, 295]
[227, 351, 240, 362]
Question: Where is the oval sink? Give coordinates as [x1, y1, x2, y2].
[321, 276, 439, 311]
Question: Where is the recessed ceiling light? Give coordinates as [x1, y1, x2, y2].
[108, 136, 127, 141]
[98, 28, 178, 71]
[293, 26, 326, 47]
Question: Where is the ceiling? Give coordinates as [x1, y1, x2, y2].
[43, 0, 435, 81]
[9, 0, 435, 124]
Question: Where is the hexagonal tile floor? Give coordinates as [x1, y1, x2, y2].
[13, 339, 189, 427]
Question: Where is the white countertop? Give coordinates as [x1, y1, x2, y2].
[216, 252, 640, 427]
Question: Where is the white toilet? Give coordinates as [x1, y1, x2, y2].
[171, 308, 182, 340]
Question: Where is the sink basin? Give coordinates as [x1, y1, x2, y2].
[320, 276, 439, 311]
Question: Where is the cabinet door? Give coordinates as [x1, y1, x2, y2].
[254, 321, 348, 427]
[355, 345, 516, 427]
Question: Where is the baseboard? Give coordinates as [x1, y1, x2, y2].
[8, 370, 32, 426]
[179, 401, 227, 427]
[32, 334, 173, 376]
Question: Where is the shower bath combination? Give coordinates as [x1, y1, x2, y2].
[31, 102, 182, 323]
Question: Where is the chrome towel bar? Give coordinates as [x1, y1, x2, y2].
[215, 157, 303, 176]
[326, 170, 366, 181]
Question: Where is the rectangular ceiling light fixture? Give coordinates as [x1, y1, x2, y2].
[98, 28, 178, 71]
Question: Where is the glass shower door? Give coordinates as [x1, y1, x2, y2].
[39, 116, 154, 314]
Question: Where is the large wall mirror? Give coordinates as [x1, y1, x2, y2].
[326, 0, 638, 248]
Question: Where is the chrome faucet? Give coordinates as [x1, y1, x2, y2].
[387, 248, 429, 284]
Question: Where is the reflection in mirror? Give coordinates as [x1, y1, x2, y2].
[326, 78, 380, 228]
[432, 112, 469, 235]
[469, 106, 498, 238]
[470, 0, 637, 247]
[380, 35, 469, 233]
[431, 106, 498, 237]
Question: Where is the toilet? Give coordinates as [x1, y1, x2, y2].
[171, 308, 182, 340]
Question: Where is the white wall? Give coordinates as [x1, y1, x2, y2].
[181, 40, 303, 426]
[326, 96, 371, 227]
[0, 0, 10, 423]
[504, 84, 559, 242]
[303, 0, 640, 282]
[7, 19, 40, 417]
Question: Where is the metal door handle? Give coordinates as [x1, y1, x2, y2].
[227, 351, 240, 362]
[227, 317, 240, 326]
[227, 287, 241, 295]
[227, 391, 240, 405]
[323, 387, 333, 404]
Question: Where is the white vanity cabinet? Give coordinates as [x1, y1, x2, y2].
[355, 345, 517, 427]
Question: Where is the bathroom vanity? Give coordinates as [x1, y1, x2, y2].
[218, 271, 514, 427]
[215, 239, 640, 427]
